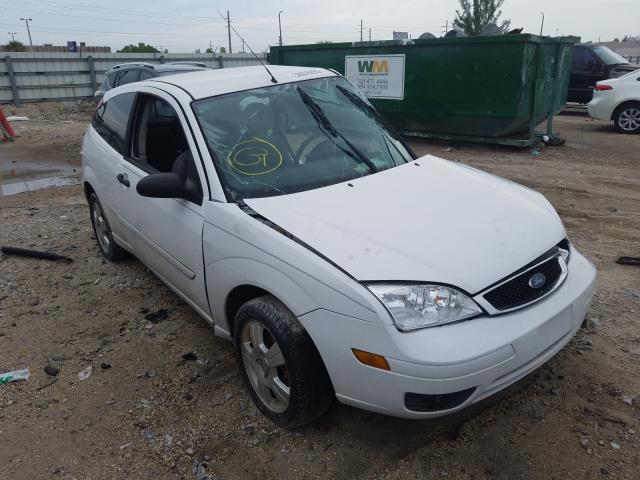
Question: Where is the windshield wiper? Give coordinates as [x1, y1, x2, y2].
[336, 85, 399, 138]
[296, 86, 377, 173]
[336, 85, 417, 162]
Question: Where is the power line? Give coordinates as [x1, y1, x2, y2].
[2, 4, 368, 35]
[9, 0, 441, 32]
[0, 22, 337, 40]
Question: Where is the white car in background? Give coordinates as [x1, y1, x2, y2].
[588, 69, 640, 133]
[81, 66, 597, 428]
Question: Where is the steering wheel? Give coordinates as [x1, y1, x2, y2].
[295, 132, 341, 164]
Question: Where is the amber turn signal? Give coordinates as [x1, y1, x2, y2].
[352, 348, 390, 371]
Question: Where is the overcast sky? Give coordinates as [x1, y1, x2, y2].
[1, 0, 639, 53]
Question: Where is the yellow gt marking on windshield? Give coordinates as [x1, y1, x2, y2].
[228, 138, 283, 175]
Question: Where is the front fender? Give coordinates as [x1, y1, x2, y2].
[206, 257, 318, 335]
[202, 204, 391, 336]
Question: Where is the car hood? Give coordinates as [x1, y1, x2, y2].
[245, 156, 566, 294]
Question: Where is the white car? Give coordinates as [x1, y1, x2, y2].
[588, 69, 640, 133]
[82, 65, 596, 428]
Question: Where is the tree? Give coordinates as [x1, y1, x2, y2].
[205, 47, 214, 53]
[219, 46, 226, 53]
[5, 40, 25, 52]
[454, 0, 511, 36]
[117, 42, 159, 53]
[316, 40, 333, 44]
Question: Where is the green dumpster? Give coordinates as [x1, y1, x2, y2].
[270, 35, 578, 146]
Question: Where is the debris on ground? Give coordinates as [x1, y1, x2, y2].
[616, 256, 640, 266]
[44, 365, 59, 376]
[193, 458, 214, 480]
[0, 368, 30, 384]
[1, 109, 639, 479]
[182, 351, 198, 361]
[143, 308, 169, 323]
[78, 365, 92, 381]
[0, 246, 73, 263]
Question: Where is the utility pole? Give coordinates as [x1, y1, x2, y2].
[227, 10, 232, 53]
[441, 20, 448, 36]
[8, 32, 17, 42]
[20, 18, 33, 46]
[539, 12, 545, 36]
[368, 27, 371, 42]
[278, 11, 283, 46]
[360, 19, 363, 42]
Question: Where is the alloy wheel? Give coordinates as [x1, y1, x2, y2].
[240, 319, 290, 413]
[91, 201, 111, 253]
[618, 107, 640, 132]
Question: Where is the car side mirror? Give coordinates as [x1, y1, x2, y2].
[137, 172, 188, 200]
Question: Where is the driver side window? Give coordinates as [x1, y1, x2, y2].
[130, 94, 203, 202]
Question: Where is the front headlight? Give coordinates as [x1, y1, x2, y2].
[366, 283, 483, 331]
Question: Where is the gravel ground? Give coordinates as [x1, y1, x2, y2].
[0, 105, 639, 480]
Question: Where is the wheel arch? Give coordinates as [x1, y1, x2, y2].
[225, 284, 271, 338]
[611, 99, 640, 120]
[83, 181, 95, 200]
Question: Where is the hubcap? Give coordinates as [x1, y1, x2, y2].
[240, 320, 290, 413]
[91, 202, 111, 253]
[619, 108, 640, 131]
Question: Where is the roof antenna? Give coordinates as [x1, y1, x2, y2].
[217, 10, 278, 84]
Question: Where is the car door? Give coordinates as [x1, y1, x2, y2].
[110, 89, 211, 317]
[88, 91, 137, 242]
[570, 47, 604, 103]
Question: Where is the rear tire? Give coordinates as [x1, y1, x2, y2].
[613, 102, 640, 134]
[88, 193, 128, 262]
[234, 295, 334, 429]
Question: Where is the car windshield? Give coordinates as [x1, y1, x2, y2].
[592, 46, 629, 65]
[191, 76, 413, 200]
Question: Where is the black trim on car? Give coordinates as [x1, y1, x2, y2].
[150, 79, 196, 101]
[475, 239, 569, 296]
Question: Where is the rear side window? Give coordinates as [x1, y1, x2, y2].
[139, 69, 154, 80]
[572, 48, 597, 71]
[99, 72, 116, 91]
[92, 92, 136, 155]
[116, 69, 139, 86]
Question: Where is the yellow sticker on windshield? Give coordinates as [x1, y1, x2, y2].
[228, 138, 283, 175]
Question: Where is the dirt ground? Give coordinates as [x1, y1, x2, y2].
[0, 104, 639, 480]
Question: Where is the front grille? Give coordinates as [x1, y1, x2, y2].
[483, 256, 563, 311]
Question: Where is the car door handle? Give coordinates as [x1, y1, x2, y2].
[116, 173, 130, 188]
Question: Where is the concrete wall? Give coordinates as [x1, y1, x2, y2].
[600, 40, 640, 65]
[0, 52, 267, 105]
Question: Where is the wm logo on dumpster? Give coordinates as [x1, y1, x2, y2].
[358, 60, 389, 74]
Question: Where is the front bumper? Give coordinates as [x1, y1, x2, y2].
[298, 249, 596, 419]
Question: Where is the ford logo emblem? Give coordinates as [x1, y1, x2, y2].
[528, 273, 546, 289]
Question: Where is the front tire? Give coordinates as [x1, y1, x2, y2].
[234, 296, 333, 429]
[614, 102, 640, 134]
[88, 193, 128, 262]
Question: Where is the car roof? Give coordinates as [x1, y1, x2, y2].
[154, 64, 208, 72]
[148, 65, 336, 100]
[107, 62, 207, 75]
